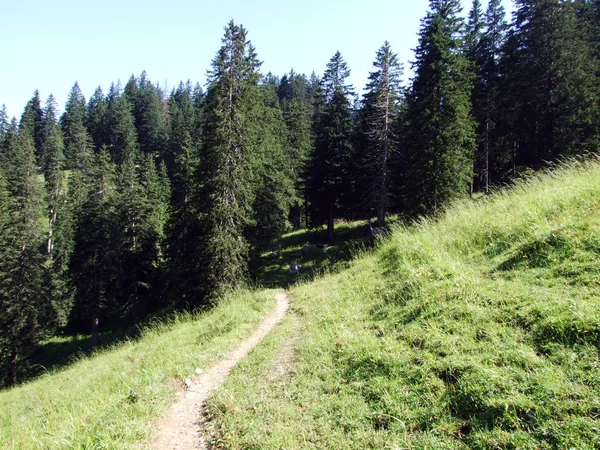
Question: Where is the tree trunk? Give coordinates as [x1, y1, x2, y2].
[7, 347, 18, 386]
[378, 168, 386, 229]
[90, 316, 100, 347]
[327, 205, 335, 242]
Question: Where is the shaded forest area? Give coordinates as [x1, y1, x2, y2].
[1, 0, 599, 387]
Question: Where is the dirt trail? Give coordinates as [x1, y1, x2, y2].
[152, 293, 289, 450]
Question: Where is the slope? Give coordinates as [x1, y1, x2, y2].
[0, 291, 278, 449]
[205, 158, 600, 449]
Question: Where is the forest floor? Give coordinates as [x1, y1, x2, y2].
[152, 293, 289, 450]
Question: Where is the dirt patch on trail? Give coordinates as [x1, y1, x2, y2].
[152, 293, 289, 450]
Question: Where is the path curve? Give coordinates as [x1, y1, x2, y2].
[152, 293, 289, 450]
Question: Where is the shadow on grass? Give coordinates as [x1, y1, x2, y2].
[4, 219, 385, 390]
[2, 303, 189, 390]
[256, 219, 378, 289]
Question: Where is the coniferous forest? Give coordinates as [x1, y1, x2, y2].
[1, 0, 599, 387]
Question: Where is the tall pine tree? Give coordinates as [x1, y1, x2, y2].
[69, 148, 119, 345]
[308, 51, 355, 240]
[196, 21, 261, 300]
[503, 0, 600, 169]
[0, 106, 47, 385]
[356, 42, 404, 227]
[401, 0, 476, 217]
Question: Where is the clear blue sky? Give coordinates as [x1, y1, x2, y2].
[1, 0, 514, 119]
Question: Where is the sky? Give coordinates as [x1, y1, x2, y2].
[1, 0, 514, 119]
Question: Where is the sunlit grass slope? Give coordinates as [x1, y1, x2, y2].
[207, 159, 600, 449]
[0, 290, 277, 449]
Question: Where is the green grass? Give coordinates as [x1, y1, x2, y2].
[0, 290, 277, 449]
[3, 159, 600, 449]
[257, 218, 381, 288]
[206, 159, 600, 449]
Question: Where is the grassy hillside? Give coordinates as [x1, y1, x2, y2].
[1, 159, 599, 449]
[206, 159, 600, 449]
[0, 290, 277, 449]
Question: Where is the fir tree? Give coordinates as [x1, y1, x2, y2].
[356, 42, 403, 228]
[124, 72, 168, 157]
[0, 105, 10, 173]
[246, 77, 296, 254]
[504, 0, 600, 168]
[19, 91, 44, 166]
[196, 21, 261, 300]
[61, 82, 94, 172]
[85, 86, 108, 150]
[69, 148, 119, 346]
[308, 51, 355, 240]
[278, 71, 313, 228]
[40, 95, 66, 255]
[0, 105, 8, 140]
[104, 83, 139, 164]
[115, 152, 162, 320]
[401, 0, 476, 216]
[0, 106, 47, 385]
[469, 0, 508, 191]
[165, 90, 202, 303]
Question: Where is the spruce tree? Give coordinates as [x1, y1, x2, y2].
[401, 0, 476, 217]
[124, 72, 168, 157]
[85, 86, 108, 150]
[196, 21, 261, 300]
[0, 105, 10, 173]
[41, 95, 66, 255]
[504, 0, 600, 168]
[0, 107, 47, 385]
[165, 89, 203, 303]
[70, 148, 119, 346]
[469, 0, 508, 191]
[61, 82, 94, 172]
[18, 92, 45, 166]
[0, 105, 8, 140]
[356, 42, 403, 228]
[246, 77, 296, 254]
[104, 83, 139, 164]
[278, 71, 313, 228]
[308, 51, 355, 240]
[115, 152, 154, 319]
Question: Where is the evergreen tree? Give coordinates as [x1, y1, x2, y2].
[401, 0, 476, 217]
[278, 71, 313, 228]
[69, 148, 119, 346]
[61, 82, 94, 172]
[465, 0, 484, 60]
[115, 152, 155, 320]
[165, 89, 203, 303]
[356, 42, 403, 228]
[40, 95, 66, 255]
[19, 91, 44, 166]
[0, 107, 47, 385]
[0, 118, 18, 174]
[469, 0, 508, 191]
[196, 21, 261, 300]
[124, 72, 168, 157]
[85, 86, 108, 151]
[104, 83, 139, 164]
[0, 105, 8, 140]
[191, 83, 206, 146]
[308, 51, 355, 240]
[246, 77, 296, 254]
[0, 105, 10, 173]
[503, 0, 600, 169]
